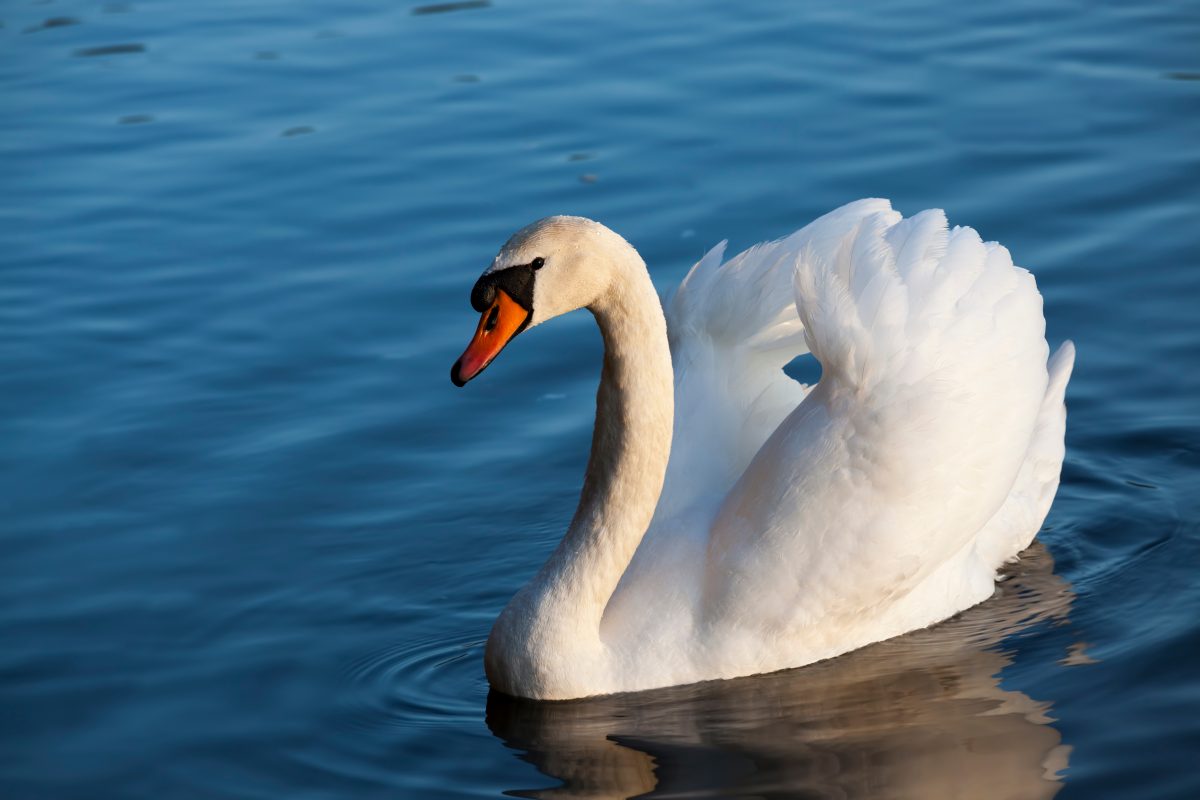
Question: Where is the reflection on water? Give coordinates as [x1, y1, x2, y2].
[489, 543, 1073, 799]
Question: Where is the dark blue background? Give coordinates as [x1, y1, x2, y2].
[3, 1, 1198, 797]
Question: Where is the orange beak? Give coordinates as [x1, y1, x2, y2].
[451, 289, 530, 386]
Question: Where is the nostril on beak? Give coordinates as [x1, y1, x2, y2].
[471, 281, 497, 313]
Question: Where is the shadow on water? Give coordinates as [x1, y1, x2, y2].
[411, 1, 492, 16]
[487, 542, 1073, 799]
[22, 16, 80, 33]
[73, 43, 146, 57]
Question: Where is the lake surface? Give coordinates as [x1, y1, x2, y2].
[3, 0, 1199, 797]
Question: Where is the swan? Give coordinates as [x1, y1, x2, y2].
[450, 199, 1074, 700]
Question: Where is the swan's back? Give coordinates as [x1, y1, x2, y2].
[606, 200, 1073, 684]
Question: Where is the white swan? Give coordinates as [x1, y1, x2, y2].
[450, 199, 1074, 700]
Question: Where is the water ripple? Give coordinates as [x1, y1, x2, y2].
[412, 1, 491, 16]
[343, 633, 488, 730]
[74, 43, 146, 57]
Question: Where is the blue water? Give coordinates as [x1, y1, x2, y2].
[3, 0, 1199, 797]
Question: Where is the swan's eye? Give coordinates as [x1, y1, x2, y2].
[531, 257, 545, 270]
[484, 305, 500, 332]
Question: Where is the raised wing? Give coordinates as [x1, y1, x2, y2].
[702, 206, 1061, 649]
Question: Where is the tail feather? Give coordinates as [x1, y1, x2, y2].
[974, 339, 1075, 568]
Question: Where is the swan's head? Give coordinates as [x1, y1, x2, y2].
[451, 216, 632, 386]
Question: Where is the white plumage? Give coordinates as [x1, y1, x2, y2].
[464, 200, 1073, 700]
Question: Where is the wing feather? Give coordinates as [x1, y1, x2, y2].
[703, 205, 1063, 650]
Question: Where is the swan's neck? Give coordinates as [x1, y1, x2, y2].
[487, 247, 673, 693]
[550, 263, 674, 621]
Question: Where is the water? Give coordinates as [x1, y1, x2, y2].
[2, 0, 1198, 797]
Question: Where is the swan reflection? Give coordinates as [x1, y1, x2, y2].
[487, 542, 1073, 799]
